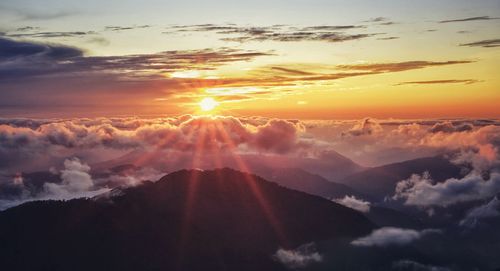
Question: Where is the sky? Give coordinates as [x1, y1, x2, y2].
[0, 0, 499, 118]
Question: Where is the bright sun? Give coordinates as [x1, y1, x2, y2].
[199, 97, 219, 112]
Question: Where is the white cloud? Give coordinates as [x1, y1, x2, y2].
[43, 158, 108, 199]
[274, 243, 322, 269]
[333, 195, 370, 213]
[351, 227, 441, 247]
[393, 172, 500, 207]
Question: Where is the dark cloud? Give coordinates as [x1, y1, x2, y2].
[396, 79, 480, 86]
[0, 37, 271, 81]
[0, 37, 478, 111]
[439, 16, 499, 23]
[377, 36, 399, 40]
[460, 39, 500, 48]
[15, 26, 41, 32]
[104, 25, 151, 31]
[165, 24, 378, 43]
[7, 31, 96, 38]
[0, 37, 82, 60]
[364, 17, 397, 25]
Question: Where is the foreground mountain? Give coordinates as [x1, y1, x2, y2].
[0, 168, 374, 271]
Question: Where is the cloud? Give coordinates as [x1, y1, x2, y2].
[253, 119, 303, 153]
[439, 16, 499, 23]
[337, 60, 474, 73]
[460, 39, 500, 48]
[334, 195, 370, 213]
[393, 172, 500, 207]
[7, 31, 96, 38]
[43, 158, 95, 196]
[342, 118, 382, 137]
[364, 17, 397, 26]
[391, 260, 451, 271]
[0, 157, 109, 210]
[0, 116, 307, 172]
[274, 243, 322, 269]
[0, 37, 479, 113]
[0, 37, 82, 60]
[166, 24, 377, 43]
[396, 79, 480, 86]
[351, 227, 441, 247]
[104, 25, 151, 31]
[0, 37, 271, 80]
[429, 121, 474, 133]
[459, 196, 500, 227]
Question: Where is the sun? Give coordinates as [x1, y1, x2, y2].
[199, 97, 219, 112]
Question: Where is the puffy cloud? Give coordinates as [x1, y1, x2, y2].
[43, 158, 105, 198]
[460, 197, 500, 227]
[253, 119, 303, 153]
[342, 118, 382, 137]
[393, 172, 500, 207]
[274, 243, 322, 269]
[351, 227, 441, 247]
[429, 121, 473, 133]
[391, 260, 451, 271]
[0, 158, 110, 210]
[333, 195, 370, 213]
[0, 116, 308, 173]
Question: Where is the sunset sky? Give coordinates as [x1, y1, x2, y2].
[0, 0, 499, 118]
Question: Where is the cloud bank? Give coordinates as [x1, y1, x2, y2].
[351, 227, 441, 247]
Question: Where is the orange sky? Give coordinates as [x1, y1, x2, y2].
[0, 0, 499, 118]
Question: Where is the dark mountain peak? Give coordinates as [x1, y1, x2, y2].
[341, 155, 465, 201]
[0, 167, 374, 271]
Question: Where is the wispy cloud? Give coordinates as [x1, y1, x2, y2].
[7, 31, 96, 38]
[439, 16, 499, 23]
[165, 24, 379, 43]
[460, 39, 500, 48]
[337, 60, 475, 72]
[104, 25, 152, 31]
[396, 79, 480, 86]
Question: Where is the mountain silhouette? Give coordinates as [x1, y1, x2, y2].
[340, 156, 465, 201]
[0, 168, 374, 271]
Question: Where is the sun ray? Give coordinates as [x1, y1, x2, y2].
[214, 121, 289, 245]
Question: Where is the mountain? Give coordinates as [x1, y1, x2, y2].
[92, 150, 364, 181]
[339, 156, 465, 201]
[0, 168, 374, 271]
[257, 167, 369, 200]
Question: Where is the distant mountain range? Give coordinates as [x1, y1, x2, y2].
[339, 156, 465, 201]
